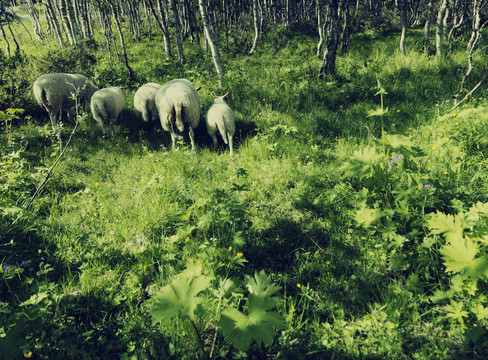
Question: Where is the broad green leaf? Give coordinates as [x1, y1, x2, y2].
[341, 146, 383, 178]
[149, 269, 212, 325]
[220, 295, 286, 351]
[443, 300, 469, 327]
[440, 236, 481, 275]
[354, 206, 384, 228]
[367, 107, 388, 117]
[245, 270, 281, 298]
[219, 271, 286, 351]
[426, 211, 465, 243]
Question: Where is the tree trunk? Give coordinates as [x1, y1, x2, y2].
[108, 0, 134, 81]
[397, 0, 407, 55]
[168, 0, 185, 63]
[149, 0, 172, 58]
[26, 0, 44, 40]
[249, 0, 259, 54]
[423, 0, 433, 53]
[0, 21, 11, 57]
[436, 0, 448, 56]
[316, 0, 324, 57]
[42, 0, 64, 46]
[199, 0, 224, 87]
[319, 0, 340, 77]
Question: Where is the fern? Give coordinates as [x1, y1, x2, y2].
[220, 271, 286, 351]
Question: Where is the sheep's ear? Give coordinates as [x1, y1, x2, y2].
[195, 86, 202, 92]
[212, 91, 217, 99]
[223, 92, 229, 99]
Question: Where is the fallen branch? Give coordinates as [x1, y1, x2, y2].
[25, 120, 79, 210]
[451, 66, 488, 111]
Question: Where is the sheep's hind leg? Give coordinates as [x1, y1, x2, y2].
[189, 127, 196, 151]
[228, 134, 234, 156]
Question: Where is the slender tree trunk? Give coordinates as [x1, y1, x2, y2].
[26, 0, 44, 40]
[319, 0, 340, 76]
[397, 0, 407, 55]
[436, 0, 448, 56]
[339, 0, 351, 54]
[423, 0, 433, 53]
[199, 0, 224, 87]
[316, 0, 324, 57]
[149, 0, 172, 58]
[0, 21, 11, 57]
[43, 0, 64, 46]
[249, 0, 259, 54]
[168, 0, 185, 63]
[107, 0, 134, 81]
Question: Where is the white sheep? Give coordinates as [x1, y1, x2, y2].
[90, 87, 126, 136]
[33, 73, 98, 127]
[155, 79, 201, 150]
[133, 82, 162, 124]
[206, 92, 236, 156]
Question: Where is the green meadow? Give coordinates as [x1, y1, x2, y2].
[2, 12, 488, 359]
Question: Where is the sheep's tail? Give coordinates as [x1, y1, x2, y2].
[175, 104, 185, 132]
[34, 86, 49, 110]
[217, 119, 228, 145]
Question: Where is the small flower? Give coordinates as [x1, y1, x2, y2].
[423, 183, 430, 189]
[433, 144, 438, 149]
[388, 158, 394, 164]
[24, 351, 32, 358]
[236, 252, 244, 257]
[2, 263, 8, 272]
[160, 144, 165, 149]
[20, 259, 29, 268]
[79, 225, 84, 230]
[467, 160, 471, 165]
[228, 246, 232, 252]
[445, 99, 450, 103]
[20, 135, 25, 140]
[443, 171, 448, 175]
[297, 283, 301, 288]
[443, 137, 449, 142]
[175, 134, 183, 140]
[206, 168, 212, 174]
[395, 154, 403, 160]
[185, 237, 190, 243]
[94, 182, 100, 186]
[38, 249, 42, 254]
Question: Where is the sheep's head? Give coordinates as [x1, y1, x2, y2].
[211, 91, 229, 103]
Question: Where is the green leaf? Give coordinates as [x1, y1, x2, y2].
[443, 300, 469, 327]
[148, 268, 212, 325]
[341, 146, 383, 178]
[219, 271, 286, 351]
[439, 236, 488, 279]
[367, 107, 388, 117]
[426, 211, 465, 243]
[245, 270, 281, 298]
[354, 206, 384, 228]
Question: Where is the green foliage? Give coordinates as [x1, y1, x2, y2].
[149, 264, 212, 324]
[220, 271, 286, 351]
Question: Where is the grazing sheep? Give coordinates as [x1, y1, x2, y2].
[90, 87, 126, 136]
[206, 92, 236, 156]
[155, 79, 201, 150]
[133, 82, 163, 124]
[33, 73, 98, 127]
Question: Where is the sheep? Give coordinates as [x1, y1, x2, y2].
[133, 82, 163, 125]
[90, 87, 126, 136]
[33, 73, 98, 128]
[155, 79, 201, 151]
[206, 92, 236, 156]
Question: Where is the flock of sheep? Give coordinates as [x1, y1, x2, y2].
[32, 73, 236, 155]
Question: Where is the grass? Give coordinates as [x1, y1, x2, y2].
[2, 14, 488, 359]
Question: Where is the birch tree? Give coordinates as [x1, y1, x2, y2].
[198, 0, 224, 87]
[319, 0, 340, 76]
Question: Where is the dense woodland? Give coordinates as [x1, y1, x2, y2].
[2, 0, 488, 359]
